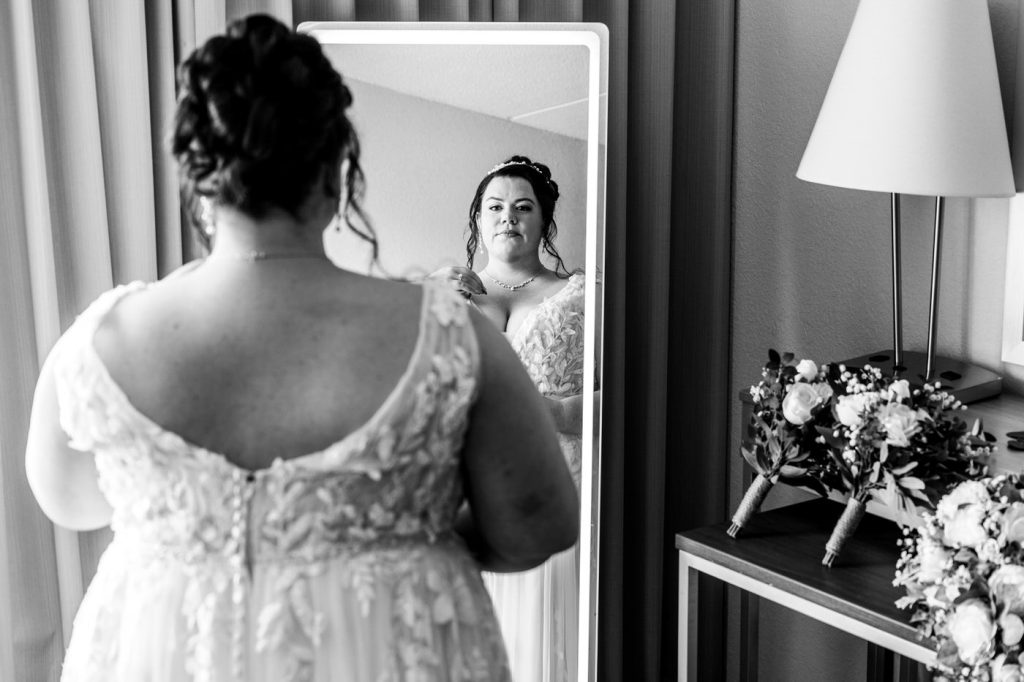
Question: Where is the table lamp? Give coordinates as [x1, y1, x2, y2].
[796, 0, 1015, 403]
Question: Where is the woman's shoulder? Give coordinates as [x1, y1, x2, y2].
[62, 281, 151, 340]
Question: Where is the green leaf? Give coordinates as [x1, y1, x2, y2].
[757, 447, 771, 473]
[787, 450, 811, 464]
[890, 461, 919, 476]
[780, 465, 808, 478]
[908, 489, 931, 503]
[740, 446, 763, 474]
[898, 476, 926, 490]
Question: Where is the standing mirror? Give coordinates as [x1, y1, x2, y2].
[301, 22, 608, 682]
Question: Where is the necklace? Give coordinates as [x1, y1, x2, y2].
[483, 270, 540, 291]
[209, 250, 329, 262]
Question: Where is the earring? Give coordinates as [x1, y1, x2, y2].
[199, 197, 216, 237]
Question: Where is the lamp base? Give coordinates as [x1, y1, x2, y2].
[839, 349, 1001, 405]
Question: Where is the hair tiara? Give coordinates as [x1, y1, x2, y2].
[487, 160, 557, 191]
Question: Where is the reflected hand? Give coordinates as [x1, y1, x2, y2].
[428, 266, 487, 299]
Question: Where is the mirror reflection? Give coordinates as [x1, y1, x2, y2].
[309, 27, 607, 682]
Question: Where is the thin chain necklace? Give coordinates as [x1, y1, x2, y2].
[483, 270, 540, 291]
[209, 250, 329, 262]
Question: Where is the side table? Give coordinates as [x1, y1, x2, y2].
[677, 498, 934, 681]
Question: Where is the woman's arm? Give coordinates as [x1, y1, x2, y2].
[457, 308, 579, 572]
[25, 352, 113, 531]
[544, 278, 604, 437]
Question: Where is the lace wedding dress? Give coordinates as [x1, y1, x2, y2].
[483, 272, 586, 682]
[53, 280, 510, 682]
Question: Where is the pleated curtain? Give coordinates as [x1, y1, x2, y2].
[0, 1, 735, 680]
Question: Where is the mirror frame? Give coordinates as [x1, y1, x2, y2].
[300, 22, 609, 682]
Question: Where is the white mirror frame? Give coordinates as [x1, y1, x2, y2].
[300, 22, 608, 682]
[1003, 194, 1024, 365]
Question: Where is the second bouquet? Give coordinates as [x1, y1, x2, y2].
[729, 350, 994, 568]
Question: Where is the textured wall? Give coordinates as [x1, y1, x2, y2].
[730, 0, 1021, 679]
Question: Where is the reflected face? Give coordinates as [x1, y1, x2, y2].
[477, 176, 546, 263]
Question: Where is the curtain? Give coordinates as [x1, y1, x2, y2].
[0, 0, 735, 680]
[0, 1, 181, 680]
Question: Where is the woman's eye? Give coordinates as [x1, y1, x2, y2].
[515, 204, 532, 212]
[487, 205, 502, 212]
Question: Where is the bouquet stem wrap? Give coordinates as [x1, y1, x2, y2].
[822, 496, 867, 567]
[727, 474, 775, 538]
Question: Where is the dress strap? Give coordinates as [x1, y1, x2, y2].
[49, 282, 148, 452]
[420, 280, 481, 384]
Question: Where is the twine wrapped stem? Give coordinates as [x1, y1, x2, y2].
[822, 496, 868, 567]
[727, 473, 776, 538]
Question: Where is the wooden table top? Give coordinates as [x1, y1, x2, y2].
[676, 498, 918, 643]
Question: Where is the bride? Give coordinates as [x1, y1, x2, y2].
[23, 19, 579, 682]
[436, 155, 591, 682]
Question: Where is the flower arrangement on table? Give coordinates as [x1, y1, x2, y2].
[730, 350, 994, 566]
[817, 364, 993, 565]
[728, 350, 840, 537]
[895, 476, 1024, 681]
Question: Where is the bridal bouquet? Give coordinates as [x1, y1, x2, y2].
[817, 366, 993, 566]
[728, 350, 841, 537]
[895, 476, 1024, 681]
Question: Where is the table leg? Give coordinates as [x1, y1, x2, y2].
[739, 590, 759, 681]
[867, 643, 894, 682]
[678, 554, 699, 681]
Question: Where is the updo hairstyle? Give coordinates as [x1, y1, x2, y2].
[466, 155, 569, 276]
[171, 14, 375, 255]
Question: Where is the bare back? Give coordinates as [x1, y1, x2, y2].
[92, 259, 423, 472]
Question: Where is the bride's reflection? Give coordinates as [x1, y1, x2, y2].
[453, 155, 588, 682]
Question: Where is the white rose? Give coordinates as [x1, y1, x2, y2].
[835, 392, 876, 429]
[943, 506, 989, 549]
[887, 379, 912, 403]
[999, 504, 1024, 546]
[795, 359, 818, 382]
[1000, 613, 1024, 648]
[782, 383, 825, 425]
[980, 539, 1004, 565]
[993, 654, 1024, 682]
[876, 403, 925, 447]
[937, 481, 991, 521]
[916, 539, 951, 583]
[991, 565, 1024, 615]
[947, 599, 996, 665]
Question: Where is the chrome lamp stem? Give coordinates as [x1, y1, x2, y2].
[925, 196, 944, 381]
[890, 193, 903, 370]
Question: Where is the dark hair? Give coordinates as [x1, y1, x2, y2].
[466, 155, 569, 277]
[171, 14, 376, 257]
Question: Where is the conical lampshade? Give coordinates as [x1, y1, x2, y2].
[797, 0, 1014, 198]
